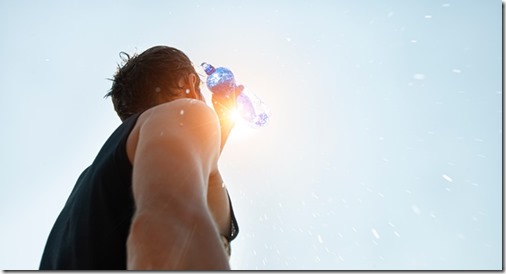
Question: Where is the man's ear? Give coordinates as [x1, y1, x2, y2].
[188, 73, 197, 85]
[184, 73, 202, 100]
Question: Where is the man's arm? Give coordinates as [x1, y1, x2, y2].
[126, 99, 230, 270]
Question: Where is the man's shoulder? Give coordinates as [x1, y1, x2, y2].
[142, 98, 217, 125]
[136, 98, 220, 148]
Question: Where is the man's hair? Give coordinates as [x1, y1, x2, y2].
[106, 45, 201, 121]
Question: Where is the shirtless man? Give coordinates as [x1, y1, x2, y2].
[40, 45, 240, 270]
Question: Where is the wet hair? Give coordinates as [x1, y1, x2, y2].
[105, 45, 202, 121]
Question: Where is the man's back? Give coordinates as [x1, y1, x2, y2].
[40, 113, 141, 269]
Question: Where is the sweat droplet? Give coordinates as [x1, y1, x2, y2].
[179, 122, 184, 127]
[185, 89, 190, 94]
[180, 109, 185, 115]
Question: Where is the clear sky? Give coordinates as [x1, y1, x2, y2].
[0, 0, 502, 270]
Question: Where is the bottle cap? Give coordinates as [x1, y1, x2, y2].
[201, 62, 216, 75]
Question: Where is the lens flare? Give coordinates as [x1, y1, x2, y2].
[226, 107, 256, 140]
[229, 108, 241, 124]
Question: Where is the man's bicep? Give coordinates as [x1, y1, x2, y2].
[131, 100, 221, 215]
[132, 135, 205, 214]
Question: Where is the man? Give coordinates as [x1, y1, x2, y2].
[40, 45, 240, 270]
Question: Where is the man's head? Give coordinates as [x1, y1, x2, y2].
[106, 45, 203, 121]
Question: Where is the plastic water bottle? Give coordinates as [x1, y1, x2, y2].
[201, 62, 270, 127]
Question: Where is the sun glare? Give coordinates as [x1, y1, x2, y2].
[227, 107, 255, 140]
[229, 108, 241, 123]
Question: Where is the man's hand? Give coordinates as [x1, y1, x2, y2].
[211, 85, 244, 153]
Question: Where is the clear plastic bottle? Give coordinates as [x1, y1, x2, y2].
[201, 62, 270, 127]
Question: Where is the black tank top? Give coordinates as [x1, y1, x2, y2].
[40, 113, 239, 270]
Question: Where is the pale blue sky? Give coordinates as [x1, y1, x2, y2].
[0, 0, 502, 270]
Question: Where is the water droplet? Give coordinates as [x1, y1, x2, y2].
[412, 205, 421, 215]
[394, 231, 401, 238]
[371, 228, 380, 239]
[424, 15, 432, 19]
[413, 73, 426, 80]
[317, 235, 323, 243]
[442, 174, 453, 183]
[452, 69, 462, 73]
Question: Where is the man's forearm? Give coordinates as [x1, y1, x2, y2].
[218, 117, 234, 153]
[212, 101, 235, 153]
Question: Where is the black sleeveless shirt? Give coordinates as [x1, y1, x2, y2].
[40, 113, 239, 270]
